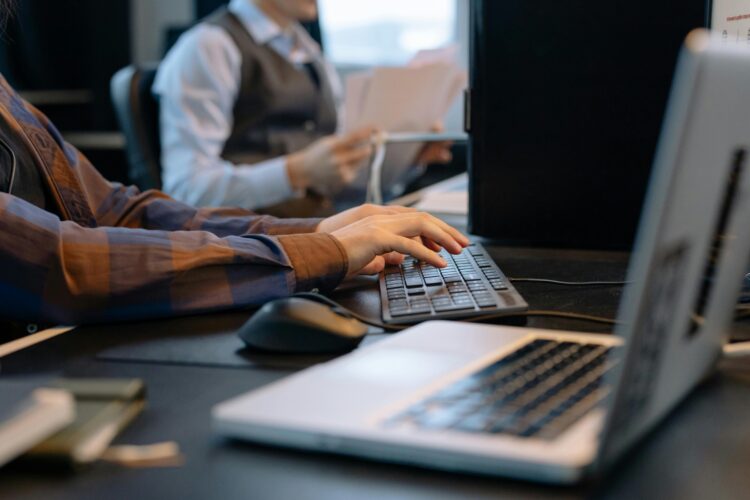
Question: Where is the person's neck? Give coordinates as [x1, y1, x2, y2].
[253, 0, 293, 29]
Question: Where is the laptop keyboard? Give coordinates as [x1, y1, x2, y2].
[384, 339, 618, 440]
[379, 243, 528, 324]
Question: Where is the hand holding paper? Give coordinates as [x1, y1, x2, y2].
[343, 47, 467, 189]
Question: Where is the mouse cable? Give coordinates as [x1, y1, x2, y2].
[292, 292, 619, 332]
[508, 278, 631, 287]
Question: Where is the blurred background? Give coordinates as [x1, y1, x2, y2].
[0, 0, 469, 188]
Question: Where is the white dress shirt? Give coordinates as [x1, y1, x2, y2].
[153, 0, 343, 209]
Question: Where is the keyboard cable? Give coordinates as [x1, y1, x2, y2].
[295, 293, 750, 357]
[508, 278, 631, 287]
[293, 292, 619, 332]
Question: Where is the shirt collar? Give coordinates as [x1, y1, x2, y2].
[228, 0, 319, 55]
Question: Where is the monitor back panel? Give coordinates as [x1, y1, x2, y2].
[467, 0, 710, 249]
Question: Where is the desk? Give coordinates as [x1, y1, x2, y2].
[2, 244, 750, 500]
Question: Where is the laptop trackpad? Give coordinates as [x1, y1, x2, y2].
[332, 348, 472, 388]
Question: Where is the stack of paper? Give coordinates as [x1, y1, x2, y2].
[26, 378, 146, 467]
[412, 172, 469, 215]
[344, 47, 467, 189]
[0, 380, 75, 468]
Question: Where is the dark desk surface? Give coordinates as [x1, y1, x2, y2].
[2, 245, 750, 500]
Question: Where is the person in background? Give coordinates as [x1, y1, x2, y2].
[154, 0, 451, 217]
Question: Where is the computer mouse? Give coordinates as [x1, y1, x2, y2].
[238, 297, 370, 354]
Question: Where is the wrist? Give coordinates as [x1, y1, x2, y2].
[316, 218, 329, 233]
[285, 153, 308, 191]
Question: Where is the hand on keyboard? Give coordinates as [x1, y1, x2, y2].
[331, 211, 469, 278]
[380, 242, 529, 323]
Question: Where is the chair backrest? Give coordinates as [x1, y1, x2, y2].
[110, 65, 162, 190]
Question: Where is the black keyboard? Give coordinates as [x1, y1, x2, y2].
[379, 243, 528, 324]
[384, 339, 618, 440]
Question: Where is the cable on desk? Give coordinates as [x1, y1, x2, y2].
[292, 292, 618, 331]
[509, 278, 631, 287]
[292, 292, 409, 331]
[475, 310, 620, 326]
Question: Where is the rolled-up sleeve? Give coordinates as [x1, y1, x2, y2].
[278, 233, 348, 292]
[0, 194, 347, 325]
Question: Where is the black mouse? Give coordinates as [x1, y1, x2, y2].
[238, 297, 370, 354]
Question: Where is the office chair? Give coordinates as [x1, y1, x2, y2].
[110, 65, 162, 190]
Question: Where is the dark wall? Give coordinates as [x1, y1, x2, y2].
[468, 0, 710, 250]
[0, 0, 130, 130]
[196, 0, 228, 18]
[0, 1, 131, 183]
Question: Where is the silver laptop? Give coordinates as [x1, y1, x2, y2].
[212, 31, 750, 484]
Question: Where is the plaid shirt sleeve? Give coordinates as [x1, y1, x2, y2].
[0, 192, 348, 325]
[0, 90, 349, 325]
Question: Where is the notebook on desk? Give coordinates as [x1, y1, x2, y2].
[0, 380, 74, 468]
[213, 33, 750, 483]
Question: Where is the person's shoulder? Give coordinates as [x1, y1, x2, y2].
[167, 23, 237, 61]
[155, 23, 240, 91]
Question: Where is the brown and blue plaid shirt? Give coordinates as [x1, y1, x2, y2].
[0, 75, 348, 326]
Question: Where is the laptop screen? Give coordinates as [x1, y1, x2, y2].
[596, 33, 750, 469]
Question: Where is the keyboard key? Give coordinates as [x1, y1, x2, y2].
[390, 308, 414, 317]
[424, 277, 443, 286]
[409, 306, 431, 315]
[407, 288, 426, 296]
[431, 300, 452, 310]
[405, 276, 423, 288]
[434, 302, 475, 312]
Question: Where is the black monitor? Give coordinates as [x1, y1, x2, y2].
[467, 0, 711, 249]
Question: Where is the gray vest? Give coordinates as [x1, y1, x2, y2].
[207, 8, 338, 166]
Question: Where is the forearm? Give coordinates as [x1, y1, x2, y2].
[75, 159, 320, 236]
[0, 195, 345, 325]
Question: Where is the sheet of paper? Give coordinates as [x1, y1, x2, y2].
[413, 191, 468, 215]
[343, 60, 466, 188]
